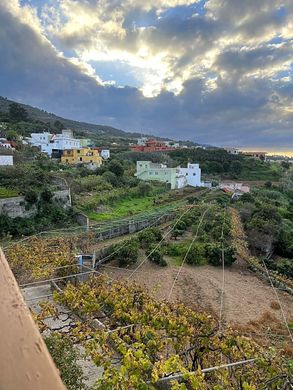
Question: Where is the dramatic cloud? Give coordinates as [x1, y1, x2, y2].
[0, 0, 293, 149]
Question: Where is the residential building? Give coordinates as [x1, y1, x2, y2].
[100, 149, 110, 159]
[131, 138, 178, 153]
[0, 155, 13, 166]
[225, 147, 240, 155]
[135, 161, 202, 189]
[80, 138, 93, 147]
[219, 182, 250, 193]
[61, 148, 102, 167]
[29, 129, 81, 157]
[0, 140, 16, 150]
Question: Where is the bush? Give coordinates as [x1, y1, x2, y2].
[102, 171, 119, 187]
[206, 243, 236, 266]
[108, 160, 124, 177]
[45, 333, 86, 390]
[138, 227, 162, 248]
[24, 189, 38, 204]
[76, 175, 112, 193]
[185, 243, 207, 265]
[114, 239, 139, 267]
[146, 245, 167, 266]
[137, 181, 153, 196]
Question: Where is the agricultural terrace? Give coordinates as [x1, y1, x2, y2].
[4, 197, 293, 389]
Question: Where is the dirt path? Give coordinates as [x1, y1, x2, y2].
[100, 256, 293, 328]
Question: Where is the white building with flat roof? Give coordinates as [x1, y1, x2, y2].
[135, 161, 202, 189]
[29, 130, 80, 157]
[0, 155, 13, 166]
[100, 149, 110, 159]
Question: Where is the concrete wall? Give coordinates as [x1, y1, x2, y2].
[0, 190, 71, 219]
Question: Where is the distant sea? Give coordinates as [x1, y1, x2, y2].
[242, 149, 293, 157]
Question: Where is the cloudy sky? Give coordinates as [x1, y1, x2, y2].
[1, 0, 293, 150]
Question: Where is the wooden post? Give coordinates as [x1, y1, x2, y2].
[0, 249, 67, 390]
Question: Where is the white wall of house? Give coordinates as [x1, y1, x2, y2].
[178, 163, 201, 187]
[29, 132, 51, 146]
[0, 155, 13, 166]
[136, 161, 202, 189]
[100, 149, 110, 159]
[29, 130, 80, 157]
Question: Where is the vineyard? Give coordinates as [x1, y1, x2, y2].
[4, 202, 293, 389]
[32, 275, 291, 389]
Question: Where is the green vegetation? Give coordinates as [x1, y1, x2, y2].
[165, 204, 236, 267]
[0, 187, 19, 198]
[0, 160, 77, 238]
[169, 147, 283, 181]
[111, 238, 139, 267]
[45, 333, 86, 390]
[238, 174, 293, 278]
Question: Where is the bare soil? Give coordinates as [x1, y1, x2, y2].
[100, 256, 293, 328]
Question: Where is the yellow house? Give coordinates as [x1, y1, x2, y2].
[61, 148, 103, 167]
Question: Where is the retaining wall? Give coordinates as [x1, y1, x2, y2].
[0, 190, 71, 219]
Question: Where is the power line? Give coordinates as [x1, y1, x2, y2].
[219, 206, 227, 334]
[127, 205, 197, 280]
[258, 256, 293, 343]
[19, 270, 96, 288]
[95, 214, 166, 265]
[167, 205, 211, 300]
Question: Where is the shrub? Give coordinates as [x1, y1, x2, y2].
[206, 243, 236, 266]
[137, 227, 162, 248]
[76, 175, 112, 193]
[114, 239, 139, 267]
[102, 171, 119, 187]
[24, 189, 38, 204]
[45, 333, 86, 390]
[146, 245, 167, 266]
[137, 181, 153, 196]
[185, 243, 207, 265]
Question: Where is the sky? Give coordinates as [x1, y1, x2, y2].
[0, 0, 293, 150]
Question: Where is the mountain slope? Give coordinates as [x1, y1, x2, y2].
[0, 96, 145, 138]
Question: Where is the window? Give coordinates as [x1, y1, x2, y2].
[79, 157, 82, 161]
[155, 172, 158, 175]
[77, 150, 80, 153]
[186, 173, 188, 176]
[193, 173, 196, 176]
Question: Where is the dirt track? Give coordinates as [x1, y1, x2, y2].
[101, 256, 293, 328]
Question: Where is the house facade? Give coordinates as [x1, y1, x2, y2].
[29, 130, 81, 157]
[131, 138, 177, 153]
[0, 155, 13, 166]
[61, 148, 102, 167]
[135, 161, 202, 189]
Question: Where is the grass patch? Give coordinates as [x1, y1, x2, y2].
[0, 187, 19, 198]
[87, 196, 183, 221]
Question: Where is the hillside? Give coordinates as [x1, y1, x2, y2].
[0, 96, 146, 138]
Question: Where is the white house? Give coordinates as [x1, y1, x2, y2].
[225, 147, 240, 155]
[177, 163, 202, 187]
[100, 149, 110, 159]
[135, 161, 202, 189]
[0, 155, 13, 166]
[29, 129, 81, 157]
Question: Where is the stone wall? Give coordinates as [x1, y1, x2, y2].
[0, 190, 71, 219]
